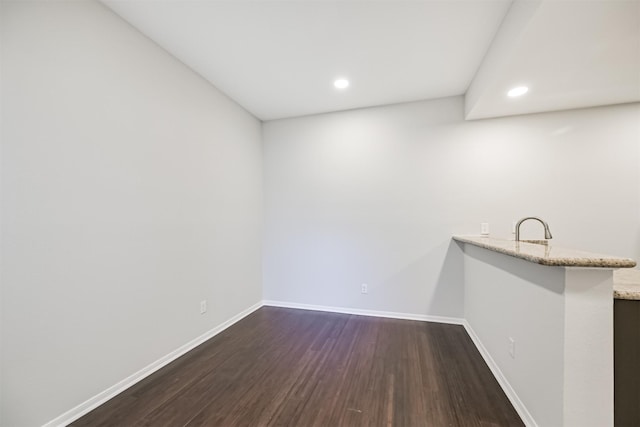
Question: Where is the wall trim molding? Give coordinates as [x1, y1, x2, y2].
[262, 299, 465, 325]
[43, 301, 263, 427]
[462, 320, 537, 427]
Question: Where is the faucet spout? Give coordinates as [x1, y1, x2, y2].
[515, 217, 553, 241]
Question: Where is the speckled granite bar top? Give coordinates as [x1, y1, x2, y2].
[453, 235, 637, 268]
[614, 269, 640, 300]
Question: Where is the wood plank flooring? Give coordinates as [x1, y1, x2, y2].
[72, 307, 523, 427]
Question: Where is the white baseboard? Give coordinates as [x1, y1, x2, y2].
[43, 301, 263, 427]
[462, 320, 537, 427]
[262, 299, 465, 325]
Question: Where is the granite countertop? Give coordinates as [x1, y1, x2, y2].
[614, 269, 640, 300]
[453, 235, 637, 268]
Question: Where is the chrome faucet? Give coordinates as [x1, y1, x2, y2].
[515, 217, 553, 241]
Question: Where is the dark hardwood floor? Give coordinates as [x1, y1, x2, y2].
[72, 307, 523, 427]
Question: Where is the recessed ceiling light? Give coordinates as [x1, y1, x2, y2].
[334, 79, 349, 89]
[507, 86, 529, 97]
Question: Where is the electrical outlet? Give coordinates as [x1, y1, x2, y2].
[200, 300, 207, 314]
[481, 223, 489, 235]
[508, 337, 515, 358]
[361, 284, 368, 294]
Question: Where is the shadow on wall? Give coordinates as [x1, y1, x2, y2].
[463, 242, 564, 295]
[371, 239, 465, 318]
[428, 240, 465, 317]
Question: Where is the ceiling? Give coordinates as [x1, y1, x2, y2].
[465, 0, 640, 120]
[102, 0, 640, 121]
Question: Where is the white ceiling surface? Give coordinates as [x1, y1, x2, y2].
[102, 0, 512, 121]
[466, 0, 640, 120]
[102, 0, 640, 121]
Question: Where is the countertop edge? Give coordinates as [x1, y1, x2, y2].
[453, 235, 637, 269]
[613, 269, 640, 300]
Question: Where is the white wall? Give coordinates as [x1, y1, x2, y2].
[0, 1, 263, 426]
[464, 245, 565, 426]
[0, 3, 4, 421]
[263, 97, 640, 316]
